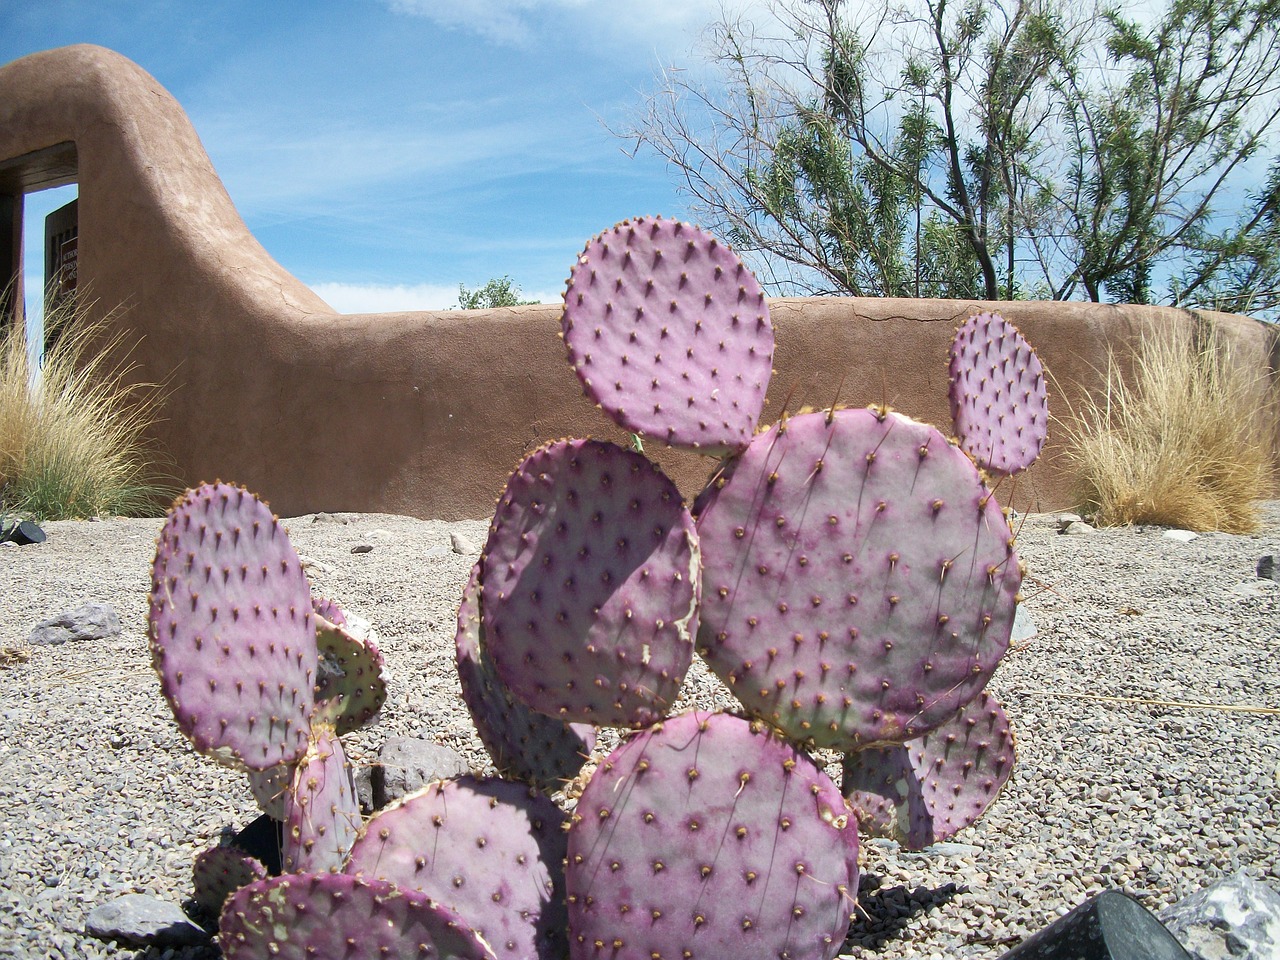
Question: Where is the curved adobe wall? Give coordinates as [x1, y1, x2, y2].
[1, 45, 1276, 519]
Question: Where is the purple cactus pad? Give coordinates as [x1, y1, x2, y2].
[313, 612, 386, 735]
[281, 726, 360, 874]
[219, 872, 495, 959]
[562, 216, 774, 454]
[149, 482, 316, 771]
[948, 311, 1048, 475]
[695, 408, 1020, 750]
[455, 560, 596, 789]
[566, 710, 859, 960]
[841, 691, 1016, 849]
[346, 776, 568, 959]
[192, 845, 268, 920]
[482, 439, 699, 727]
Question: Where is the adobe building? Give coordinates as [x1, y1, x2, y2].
[1, 44, 1276, 519]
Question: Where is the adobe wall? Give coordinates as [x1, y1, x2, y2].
[2, 45, 1277, 520]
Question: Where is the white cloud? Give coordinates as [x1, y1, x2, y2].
[309, 280, 560, 313]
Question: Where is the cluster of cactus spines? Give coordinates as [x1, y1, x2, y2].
[455, 560, 597, 790]
[840, 691, 1016, 849]
[565, 710, 859, 960]
[312, 612, 387, 733]
[480, 438, 700, 728]
[281, 726, 360, 874]
[191, 846, 267, 921]
[219, 872, 497, 959]
[694, 406, 1021, 751]
[346, 777, 569, 958]
[149, 481, 317, 771]
[561, 215, 775, 455]
[948, 310, 1048, 476]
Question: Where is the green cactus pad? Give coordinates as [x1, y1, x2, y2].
[219, 872, 496, 959]
[841, 691, 1015, 849]
[313, 610, 386, 734]
[482, 438, 698, 728]
[149, 482, 316, 771]
[346, 776, 567, 959]
[455, 560, 595, 790]
[566, 710, 859, 960]
[695, 408, 1020, 750]
[562, 215, 774, 455]
[948, 311, 1048, 475]
[192, 845, 267, 921]
[281, 725, 360, 874]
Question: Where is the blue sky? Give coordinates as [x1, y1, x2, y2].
[2, 0, 766, 326]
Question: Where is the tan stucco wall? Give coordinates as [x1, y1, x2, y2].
[2, 45, 1277, 519]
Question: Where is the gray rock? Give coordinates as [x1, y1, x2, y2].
[371, 735, 470, 809]
[1160, 871, 1280, 960]
[1258, 555, 1278, 581]
[1164, 529, 1199, 542]
[1012, 604, 1038, 643]
[351, 543, 374, 554]
[28, 603, 121, 646]
[1061, 520, 1095, 536]
[1054, 512, 1084, 530]
[311, 512, 348, 524]
[85, 894, 209, 947]
[450, 532, 479, 556]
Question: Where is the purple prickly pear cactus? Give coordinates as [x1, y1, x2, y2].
[841, 691, 1016, 849]
[345, 776, 568, 959]
[948, 311, 1048, 475]
[482, 438, 699, 728]
[455, 560, 596, 789]
[562, 215, 774, 455]
[246, 761, 291, 820]
[219, 872, 496, 959]
[313, 611, 386, 735]
[281, 726, 360, 874]
[695, 408, 1020, 750]
[149, 482, 317, 771]
[565, 710, 859, 960]
[192, 845, 267, 921]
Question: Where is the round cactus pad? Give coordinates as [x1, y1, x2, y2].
[192, 845, 267, 920]
[313, 611, 386, 735]
[566, 710, 859, 960]
[219, 872, 496, 959]
[281, 726, 360, 874]
[841, 691, 1015, 849]
[948, 311, 1048, 475]
[346, 777, 568, 959]
[562, 216, 774, 454]
[482, 439, 699, 727]
[455, 560, 596, 789]
[149, 482, 317, 771]
[695, 408, 1020, 750]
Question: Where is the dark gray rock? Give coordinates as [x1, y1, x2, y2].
[85, 893, 209, 946]
[1258, 555, 1278, 582]
[28, 603, 121, 646]
[368, 735, 470, 810]
[1161, 871, 1280, 960]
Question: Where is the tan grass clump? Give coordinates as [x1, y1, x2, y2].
[0, 293, 173, 521]
[1063, 326, 1278, 533]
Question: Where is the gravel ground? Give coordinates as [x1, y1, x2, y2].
[1, 502, 1277, 959]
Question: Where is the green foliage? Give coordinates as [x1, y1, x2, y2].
[453, 276, 538, 310]
[624, 0, 1280, 315]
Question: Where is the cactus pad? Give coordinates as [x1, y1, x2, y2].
[455, 560, 596, 789]
[562, 216, 774, 454]
[313, 611, 387, 734]
[948, 311, 1048, 475]
[566, 710, 858, 960]
[219, 872, 496, 959]
[695, 408, 1020, 750]
[482, 439, 699, 727]
[192, 845, 268, 920]
[346, 776, 568, 959]
[149, 482, 316, 771]
[281, 726, 360, 874]
[246, 761, 291, 820]
[841, 691, 1015, 849]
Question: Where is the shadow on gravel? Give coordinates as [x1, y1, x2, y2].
[844, 873, 965, 951]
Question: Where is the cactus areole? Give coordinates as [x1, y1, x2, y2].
[695, 408, 1020, 750]
[562, 215, 774, 455]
